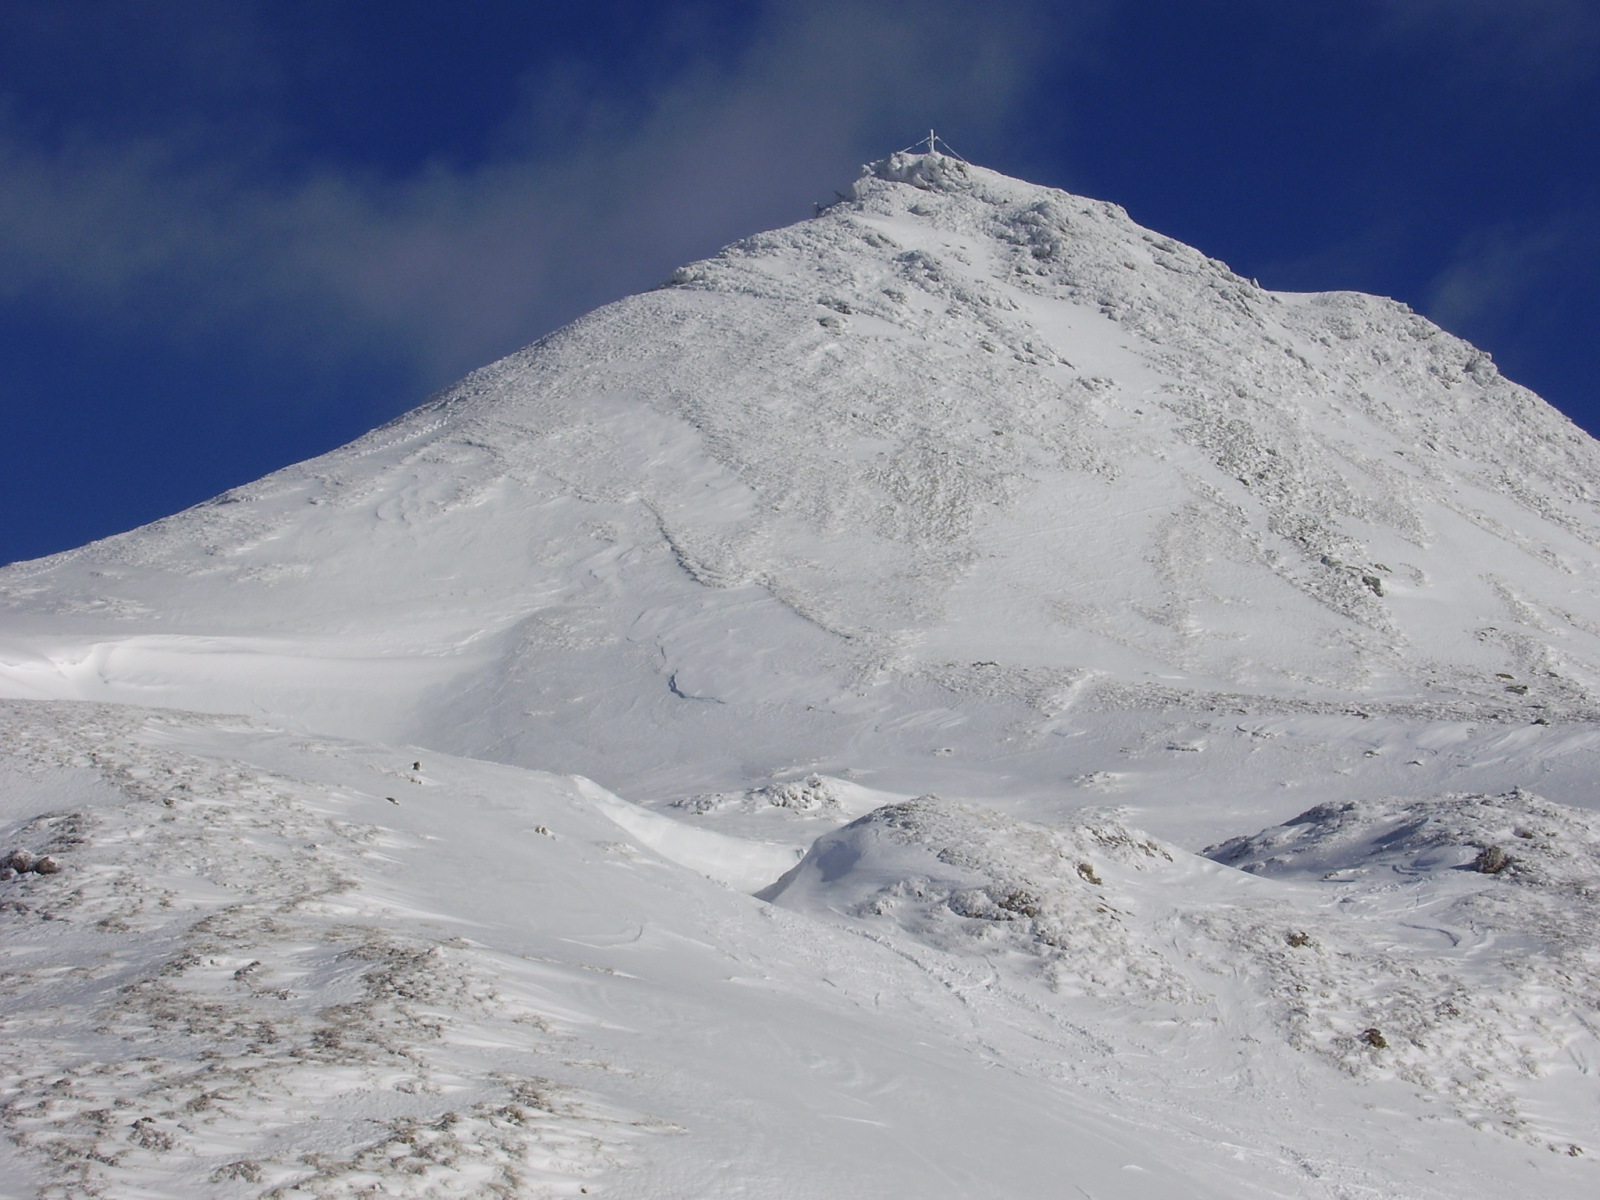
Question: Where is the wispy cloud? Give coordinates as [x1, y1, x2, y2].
[1426, 213, 1597, 335]
[0, 0, 1078, 393]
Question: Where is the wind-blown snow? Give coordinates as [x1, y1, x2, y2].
[3, 151, 1600, 1196]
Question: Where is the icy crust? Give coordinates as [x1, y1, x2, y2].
[0, 702, 654, 1197]
[861, 149, 984, 194]
[1203, 786, 1600, 883]
[673, 773, 843, 816]
[770, 790, 1600, 1153]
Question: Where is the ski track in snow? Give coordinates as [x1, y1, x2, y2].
[2, 152, 1600, 1195]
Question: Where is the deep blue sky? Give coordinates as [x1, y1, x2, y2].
[3, 0, 1597, 564]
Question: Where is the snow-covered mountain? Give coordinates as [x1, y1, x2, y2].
[4, 153, 1599, 1197]
[7, 151, 1600, 796]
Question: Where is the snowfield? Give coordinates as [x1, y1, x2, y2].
[3, 151, 1600, 1195]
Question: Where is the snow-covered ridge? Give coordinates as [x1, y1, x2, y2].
[766, 789, 1600, 1154]
[1201, 790, 1600, 1148]
[761, 795, 1195, 1003]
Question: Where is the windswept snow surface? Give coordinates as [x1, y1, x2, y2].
[4, 152, 1600, 1195]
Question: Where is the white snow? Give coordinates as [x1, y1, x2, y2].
[3, 150, 1600, 1195]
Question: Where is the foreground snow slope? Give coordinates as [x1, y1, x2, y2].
[4, 153, 1600, 805]
[4, 700, 1595, 1198]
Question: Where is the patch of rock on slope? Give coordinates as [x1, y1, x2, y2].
[767, 790, 1600, 1156]
[0, 701, 657, 1198]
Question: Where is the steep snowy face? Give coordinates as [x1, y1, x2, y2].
[4, 152, 1600, 789]
[650, 151, 1600, 705]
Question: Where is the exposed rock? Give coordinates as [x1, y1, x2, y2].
[1475, 844, 1511, 874]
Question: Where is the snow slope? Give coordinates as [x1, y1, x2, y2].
[767, 790, 1600, 1153]
[4, 702, 1596, 1198]
[4, 151, 1600, 1195]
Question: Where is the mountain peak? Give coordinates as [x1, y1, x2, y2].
[861, 148, 981, 193]
[851, 147, 1131, 223]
